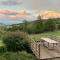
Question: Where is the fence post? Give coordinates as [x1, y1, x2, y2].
[38, 44, 40, 59]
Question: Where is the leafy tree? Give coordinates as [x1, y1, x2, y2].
[44, 19, 56, 31]
[37, 15, 41, 20]
[23, 20, 28, 32]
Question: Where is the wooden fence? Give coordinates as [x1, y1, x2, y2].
[31, 42, 41, 59]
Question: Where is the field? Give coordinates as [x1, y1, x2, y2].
[0, 40, 4, 46]
[30, 31, 60, 42]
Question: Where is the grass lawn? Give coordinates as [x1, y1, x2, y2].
[0, 40, 5, 47]
[30, 31, 60, 42]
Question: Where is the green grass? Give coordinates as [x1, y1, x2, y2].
[0, 40, 5, 47]
[30, 31, 60, 42]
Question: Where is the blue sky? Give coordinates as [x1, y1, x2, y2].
[0, 20, 23, 25]
[0, 0, 60, 11]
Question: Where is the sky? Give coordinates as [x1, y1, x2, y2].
[0, 0, 60, 24]
[0, 0, 60, 11]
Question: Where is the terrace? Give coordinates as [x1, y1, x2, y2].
[31, 38, 60, 60]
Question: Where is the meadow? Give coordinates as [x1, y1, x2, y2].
[30, 31, 60, 42]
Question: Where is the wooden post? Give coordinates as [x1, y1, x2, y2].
[53, 43, 54, 49]
[36, 43, 37, 55]
[43, 41, 45, 46]
[32, 43, 34, 52]
[56, 43, 57, 45]
[38, 44, 40, 59]
[48, 42, 49, 47]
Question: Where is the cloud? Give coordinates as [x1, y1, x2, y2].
[0, 10, 18, 15]
[0, 0, 22, 6]
[0, 10, 35, 20]
[22, 0, 60, 11]
[0, 0, 60, 11]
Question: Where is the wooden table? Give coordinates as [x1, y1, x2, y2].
[41, 38, 59, 49]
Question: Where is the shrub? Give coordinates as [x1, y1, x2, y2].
[0, 46, 7, 53]
[3, 32, 31, 52]
[0, 51, 37, 60]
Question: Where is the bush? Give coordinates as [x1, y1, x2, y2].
[0, 46, 7, 53]
[3, 32, 31, 52]
[0, 51, 37, 60]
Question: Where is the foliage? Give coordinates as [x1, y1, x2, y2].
[30, 30, 60, 42]
[3, 32, 31, 52]
[28, 20, 44, 33]
[0, 46, 7, 53]
[6, 18, 60, 34]
[0, 51, 37, 60]
[44, 19, 56, 31]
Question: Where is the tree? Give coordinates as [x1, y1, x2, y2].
[23, 20, 28, 32]
[37, 15, 41, 20]
[44, 19, 56, 31]
[34, 20, 44, 33]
